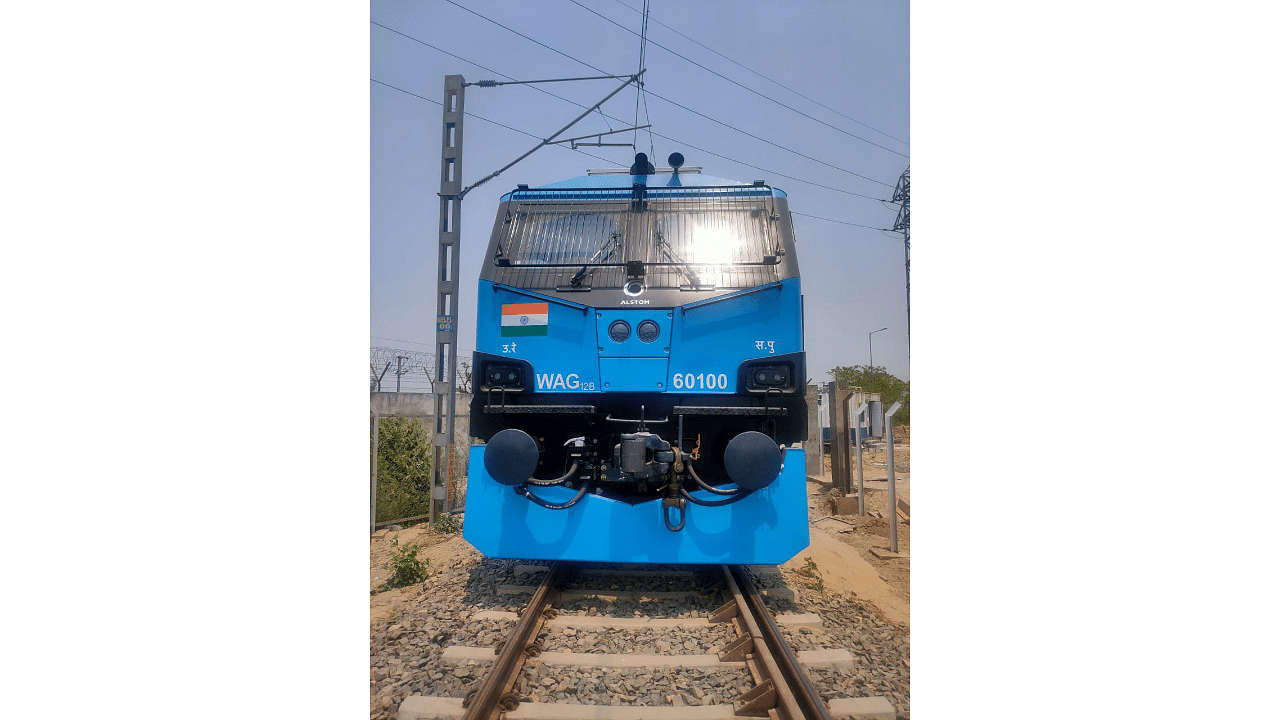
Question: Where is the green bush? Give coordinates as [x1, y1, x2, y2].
[380, 535, 429, 591]
[373, 417, 432, 523]
[434, 512, 461, 534]
[800, 557, 824, 593]
[828, 365, 910, 426]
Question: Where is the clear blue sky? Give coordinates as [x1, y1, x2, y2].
[370, 0, 911, 392]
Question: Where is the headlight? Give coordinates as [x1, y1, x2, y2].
[637, 320, 660, 343]
[736, 353, 804, 394]
[748, 364, 791, 389]
[485, 363, 522, 387]
[608, 320, 631, 343]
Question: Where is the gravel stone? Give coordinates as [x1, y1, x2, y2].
[371, 555, 909, 719]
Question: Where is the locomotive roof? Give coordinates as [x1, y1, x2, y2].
[501, 171, 787, 201]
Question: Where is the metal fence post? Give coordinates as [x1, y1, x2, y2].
[884, 400, 903, 553]
[854, 401, 868, 516]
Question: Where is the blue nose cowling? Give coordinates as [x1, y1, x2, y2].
[484, 428, 540, 486]
[723, 431, 782, 490]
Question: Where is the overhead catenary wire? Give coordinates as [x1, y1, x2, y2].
[442, 0, 610, 75]
[631, 0, 655, 157]
[632, 0, 646, 136]
[604, 0, 909, 148]
[370, 78, 623, 168]
[568, 0, 908, 159]
[790, 212, 891, 231]
[460, 71, 644, 197]
[370, 79, 539, 138]
[642, 88, 894, 188]
[639, 81, 655, 159]
[371, 19, 640, 164]
[372, 20, 895, 200]
[372, 76, 887, 203]
[467, 74, 634, 87]
[370, 19, 631, 161]
[639, 126, 890, 201]
[374, 19, 627, 156]
[372, 18, 900, 213]
[403, 7, 896, 189]
[446, 0, 893, 187]
[372, 20, 505, 77]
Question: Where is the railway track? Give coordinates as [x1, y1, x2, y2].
[395, 563, 899, 720]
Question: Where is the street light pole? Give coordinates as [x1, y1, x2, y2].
[868, 327, 888, 371]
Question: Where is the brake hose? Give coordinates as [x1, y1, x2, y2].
[516, 479, 591, 510]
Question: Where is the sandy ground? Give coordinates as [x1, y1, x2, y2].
[782, 443, 910, 626]
[370, 442, 910, 627]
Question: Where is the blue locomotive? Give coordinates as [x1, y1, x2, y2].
[462, 153, 810, 564]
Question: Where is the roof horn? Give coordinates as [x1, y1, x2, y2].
[629, 152, 655, 176]
[668, 152, 685, 174]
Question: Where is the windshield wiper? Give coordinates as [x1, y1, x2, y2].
[655, 229, 703, 287]
[568, 232, 621, 288]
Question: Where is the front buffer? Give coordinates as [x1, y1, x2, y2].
[462, 447, 810, 565]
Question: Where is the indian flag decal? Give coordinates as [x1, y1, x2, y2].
[501, 302, 549, 336]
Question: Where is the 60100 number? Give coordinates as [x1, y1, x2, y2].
[671, 372, 729, 390]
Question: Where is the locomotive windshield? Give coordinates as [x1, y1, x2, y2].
[488, 186, 792, 291]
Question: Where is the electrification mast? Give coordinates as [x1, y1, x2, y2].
[430, 75, 466, 527]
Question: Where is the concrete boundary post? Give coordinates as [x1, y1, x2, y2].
[838, 390, 855, 495]
[825, 382, 846, 492]
[854, 401, 868, 516]
[884, 400, 903, 553]
[804, 384, 821, 477]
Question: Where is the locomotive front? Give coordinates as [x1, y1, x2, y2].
[462, 154, 810, 564]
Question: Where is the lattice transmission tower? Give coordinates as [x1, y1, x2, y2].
[891, 166, 910, 345]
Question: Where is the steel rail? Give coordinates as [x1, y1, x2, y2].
[461, 563, 564, 720]
[724, 564, 834, 720]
